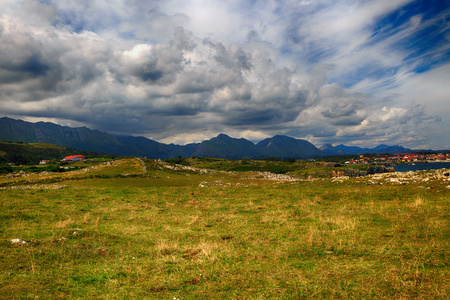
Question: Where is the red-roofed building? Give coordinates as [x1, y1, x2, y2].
[63, 155, 85, 162]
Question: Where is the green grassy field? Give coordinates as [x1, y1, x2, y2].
[0, 158, 449, 299]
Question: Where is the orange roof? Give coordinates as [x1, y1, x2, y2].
[63, 155, 85, 160]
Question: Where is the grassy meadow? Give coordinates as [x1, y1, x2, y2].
[0, 158, 449, 299]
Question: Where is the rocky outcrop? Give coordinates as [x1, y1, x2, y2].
[367, 166, 395, 174]
[364, 168, 450, 186]
[331, 166, 394, 178]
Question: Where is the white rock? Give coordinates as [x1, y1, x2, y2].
[9, 238, 26, 244]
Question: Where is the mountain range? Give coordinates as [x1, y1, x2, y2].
[319, 143, 413, 156]
[0, 117, 412, 159]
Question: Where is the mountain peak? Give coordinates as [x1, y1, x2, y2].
[319, 143, 334, 150]
[272, 135, 295, 140]
[215, 133, 232, 140]
[195, 133, 264, 159]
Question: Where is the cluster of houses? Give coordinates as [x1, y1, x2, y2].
[38, 155, 86, 165]
[346, 153, 450, 165]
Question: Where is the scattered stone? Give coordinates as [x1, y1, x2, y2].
[257, 172, 298, 181]
[9, 238, 26, 244]
[0, 184, 68, 190]
[199, 180, 235, 187]
[159, 161, 214, 174]
[136, 157, 148, 174]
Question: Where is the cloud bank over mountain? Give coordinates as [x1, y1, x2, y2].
[0, 0, 448, 149]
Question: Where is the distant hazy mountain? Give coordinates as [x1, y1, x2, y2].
[334, 144, 369, 155]
[324, 143, 412, 155]
[0, 117, 412, 159]
[319, 143, 346, 156]
[371, 144, 412, 154]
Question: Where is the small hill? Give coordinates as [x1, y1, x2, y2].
[0, 142, 73, 165]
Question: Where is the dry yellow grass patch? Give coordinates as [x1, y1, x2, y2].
[82, 212, 91, 223]
[320, 216, 358, 231]
[187, 215, 200, 225]
[192, 241, 218, 262]
[305, 225, 317, 246]
[411, 195, 425, 207]
[56, 218, 73, 229]
[157, 238, 179, 255]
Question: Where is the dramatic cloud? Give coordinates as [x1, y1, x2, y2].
[0, 0, 448, 149]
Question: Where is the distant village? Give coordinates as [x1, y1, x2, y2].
[345, 153, 450, 165]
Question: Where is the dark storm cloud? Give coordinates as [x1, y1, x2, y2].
[223, 108, 300, 127]
[10, 54, 49, 76]
[318, 87, 368, 126]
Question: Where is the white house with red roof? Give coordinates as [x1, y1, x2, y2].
[63, 155, 85, 162]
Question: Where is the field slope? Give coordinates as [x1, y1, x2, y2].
[1, 158, 449, 299]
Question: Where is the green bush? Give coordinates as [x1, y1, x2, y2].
[269, 165, 288, 174]
[0, 164, 13, 174]
[45, 165, 63, 172]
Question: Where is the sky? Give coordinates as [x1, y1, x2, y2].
[0, 0, 449, 149]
